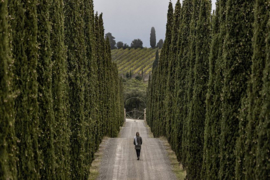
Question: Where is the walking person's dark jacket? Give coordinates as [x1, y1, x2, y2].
[134, 136, 142, 149]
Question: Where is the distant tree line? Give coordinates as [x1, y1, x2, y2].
[106, 27, 164, 50]
[0, 0, 124, 179]
[147, 0, 269, 180]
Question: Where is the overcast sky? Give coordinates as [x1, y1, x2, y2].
[94, 0, 216, 47]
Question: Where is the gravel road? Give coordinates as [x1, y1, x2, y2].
[97, 119, 177, 180]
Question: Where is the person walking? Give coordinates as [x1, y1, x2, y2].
[134, 132, 142, 160]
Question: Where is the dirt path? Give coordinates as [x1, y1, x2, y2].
[97, 119, 177, 180]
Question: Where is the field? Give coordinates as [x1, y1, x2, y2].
[111, 48, 159, 78]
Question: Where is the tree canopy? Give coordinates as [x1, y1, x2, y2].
[105, 32, 116, 49]
[131, 39, 143, 49]
[117, 41, 124, 49]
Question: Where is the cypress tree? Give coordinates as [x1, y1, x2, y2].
[64, 0, 87, 178]
[0, 1, 17, 178]
[203, 0, 228, 178]
[187, 0, 211, 179]
[150, 39, 158, 133]
[93, 13, 101, 151]
[119, 77, 125, 126]
[157, 2, 173, 136]
[97, 13, 105, 143]
[88, 1, 98, 160]
[219, 0, 254, 179]
[37, 0, 56, 178]
[10, 0, 40, 178]
[104, 37, 111, 136]
[112, 63, 120, 136]
[256, 9, 270, 179]
[185, 0, 201, 176]
[181, 0, 197, 168]
[153, 71, 159, 135]
[235, 91, 250, 180]
[152, 50, 159, 70]
[84, 0, 96, 169]
[151, 67, 159, 136]
[148, 69, 157, 135]
[150, 27, 156, 48]
[165, 0, 181, 148]
[50, 0, 71, 178]
[23, 2, 40, 175]
[201, 1, 223, 179]
[173, 0, 193, 165]
[171, 1, 184, 158]
[105, 37, 114, 137]
[108, 61, 115, 136]
[147, 74, 151, 124]
[150, 73, 155, 134]
[244, 1, 269, 179]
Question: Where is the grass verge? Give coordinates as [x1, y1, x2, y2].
[88, 137, 109, 180]
[159, 137, 186, 180]
[144, 120, 154, 138]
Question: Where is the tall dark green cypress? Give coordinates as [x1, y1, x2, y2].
[165, 0, 181, 148]
[105, 37, 114, 137]
[104, 37, 111, 136]
[97, 13, 105, 143]
[23, 2, 40, 175]
[64, 0, 87, 178]
[256, 8, 270, 179]
[157, 2, 173, 136]
[150, 27, 156, 48]
[203, 0, 228, 178]
[112, 62, 120, 136]
[87, 0, 98, 160]
[84, 0, 96, 170]
[147, 73, 153, 128]
[119, 77, 125, 126]
[107, 57, 113, 137]
[185, 0, 201, 177]
[219, 0, 254, 179]
[235, 1, 263, 176]
[186, 0, 211, 179]
[244, 1, 269, 179]
[93, 13, 101, 151]
[201, 1, 223, 179]
[173, 0, 193, 165]
[182, 0, 198, 169]
[10, 0, 40, 178]
[152, 50, 159, 70]
[37, 0, 56, 178]
[235, 88, 250, 180]
[50, 0, 71, 178]
[0, 1, 17, 178]
[151, 68, 159, 135]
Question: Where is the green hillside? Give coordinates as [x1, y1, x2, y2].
[111, 48, 159, 77]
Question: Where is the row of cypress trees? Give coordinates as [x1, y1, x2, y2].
[147, 0, 270, 179]
[0, 0, 124, 179]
